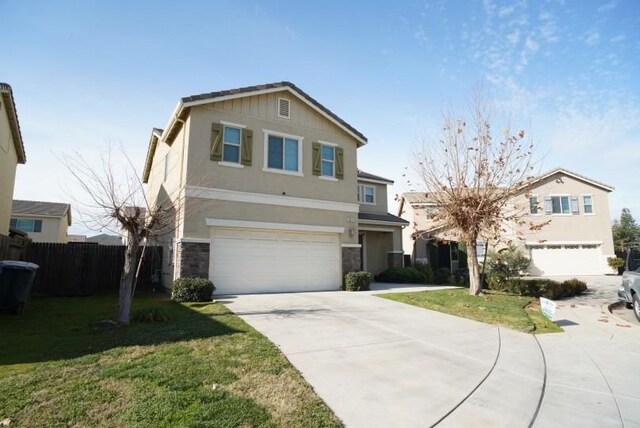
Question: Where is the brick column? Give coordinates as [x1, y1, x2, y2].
[387, 251, 404, 269]
[178, 242, 210, 279]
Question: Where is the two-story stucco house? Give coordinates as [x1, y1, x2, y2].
[400, 168, 616, 276]
[143, 82, 406, 294]
[11, 200, 72, 243]
[0, 83, 27, 237]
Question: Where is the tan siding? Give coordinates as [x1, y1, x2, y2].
[0, 107, 18, 235]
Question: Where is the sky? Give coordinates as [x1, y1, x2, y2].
[2, 0, 639, 235]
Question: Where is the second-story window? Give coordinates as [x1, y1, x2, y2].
[357, 185, 375, 204]
[223, 126, 241, 163]
[583, 195, 594, 214]
[321, 145, 335, 177]
[529, 196, 538, 214]
[267, 134, 300, 173]
[10, 218, 43, 233]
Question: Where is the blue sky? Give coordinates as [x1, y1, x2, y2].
[2, 0, 639, 235]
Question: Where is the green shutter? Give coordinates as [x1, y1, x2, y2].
[335, 147, 344, 180]
[210, 123, 223, 161]
[241, 129, 253, 166]
[312, 142, 321, 176]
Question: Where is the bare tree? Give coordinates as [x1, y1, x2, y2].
[60, 147, 176, 325]
[414, 91, 545, 295]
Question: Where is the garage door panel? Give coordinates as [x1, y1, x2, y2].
[211, 227, 340, 294]
[529, 245, 602, 276]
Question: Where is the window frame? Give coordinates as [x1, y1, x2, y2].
[10, 218, 42, 233]
[262, 129, 304, 176]
[582, 194, 595, 215]
[357, 185, 376, 205]
[529, 195, 539, 215]
[319, 141, 337, 179]
[550, 195, 571, 215]
[221, 124, 242, 165]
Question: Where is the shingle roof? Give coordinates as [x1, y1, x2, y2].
[358, 212, 409, 225]
[357, 170, 394, 184]
[12, 200, 72, 225]
[0, 83, 26, 164]
[182, 82, 367, 143]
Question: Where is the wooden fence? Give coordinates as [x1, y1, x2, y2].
[23, 243, 163, 296]
[0, 234, 30, 260]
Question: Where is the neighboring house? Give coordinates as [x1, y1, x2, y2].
[357, 170, 408, 274]
[87, 234, 123, 246]
[143, 81, 406, 293]
[399, 167, 616, 276]
[0, 83, 26, 237]
[11, 200, 72, 243]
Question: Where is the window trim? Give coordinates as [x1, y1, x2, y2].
[582, 194, 595, 215]
[221, 124, 242, 164]
[320, 143, 335, 178]
[549, 194, 572, 216]
[529, 194, 540, 215]
[262, 129, 304, 176]
[358, 185, 376, 205]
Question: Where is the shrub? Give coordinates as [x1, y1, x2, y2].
[345, 271, 373, 291]
[607, 256, 624, 270]
[414, 263, 435, 284]
[493, 277, 588, 300]
[375, 267, 426, 284]
[434, 267, 452, 284]
[132, 307, 171, 323]
[486, 246, 531, 288]
[171, 277, 215, 302]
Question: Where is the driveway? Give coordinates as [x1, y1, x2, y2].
[222, 282, 640, 427]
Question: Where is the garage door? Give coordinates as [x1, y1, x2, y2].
[210, 228, 341, 294]
[529, 244, 602, 276]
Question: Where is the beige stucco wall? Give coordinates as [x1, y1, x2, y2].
[183, 198, 357, 245]
[185, 93, 359, 205]
[10, 215, 68, 243]
[0, 107, 18, 236]
[357, 181, 388, 215]
[512, 173, 615, 255]
[363, 231, 393, 274]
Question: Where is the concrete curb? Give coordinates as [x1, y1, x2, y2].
[604, 301, 634, 326]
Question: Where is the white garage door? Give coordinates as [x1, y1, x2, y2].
[529, 244, 602, 276]
[210, 228, 341, 294]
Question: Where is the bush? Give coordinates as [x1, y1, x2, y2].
[375, 267, 426, 284]
[132, 307, 171, 323]
[607, 256, 624, 270]
[171, 277, 215, 302]
[486, 246, 531, 288]
[491, 277, 588, 300]
[434, 267, 452, 284]
[345, 271, 373, 291]
[414, 263, 435, 284]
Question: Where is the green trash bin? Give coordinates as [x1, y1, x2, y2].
[0, 260, 39, 314]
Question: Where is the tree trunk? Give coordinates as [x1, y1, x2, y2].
[467, 241, 482, 295]
[118, 232, 139, 325]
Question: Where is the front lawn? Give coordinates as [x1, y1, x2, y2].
[380, 288, 563, 334]
[0, 294, 340, 427]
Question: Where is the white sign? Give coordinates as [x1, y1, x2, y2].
[540, 297, 556, 320]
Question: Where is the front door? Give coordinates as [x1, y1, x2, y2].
[438, 243, 452, 271]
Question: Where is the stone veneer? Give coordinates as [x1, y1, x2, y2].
[177, 242, 210, 278]
[342, 247, 361, 276]
[387, 251, 404, 269]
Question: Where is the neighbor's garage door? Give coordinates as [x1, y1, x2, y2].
[210, 228, 341, 294]
[529, 244, 602, 276]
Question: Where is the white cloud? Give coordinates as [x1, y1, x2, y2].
[610, 34, 626, 43]
[414, 25, 428, 45]
[584, 31, 600, 46]
[597, 1, 617, 12]
[498, 5, 516, 17]
[507, 30, 520, 45]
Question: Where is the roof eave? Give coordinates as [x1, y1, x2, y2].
[0, 85, 26, 163]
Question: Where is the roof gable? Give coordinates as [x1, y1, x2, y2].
[12, 200, 72, 225]
[0, 83, 26, 164]
[528, 167, 614, 192]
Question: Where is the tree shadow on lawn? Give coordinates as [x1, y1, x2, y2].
[0, 292, 241, 367]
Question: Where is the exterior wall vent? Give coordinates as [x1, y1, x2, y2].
[277, 97, 290, 119]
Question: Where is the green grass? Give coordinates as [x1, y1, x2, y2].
[380, 288, 563, 334]
[0, 294, 340, 427]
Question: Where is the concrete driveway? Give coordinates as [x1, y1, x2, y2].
[222, 281, 640, 427]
